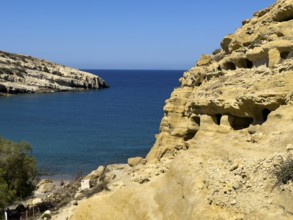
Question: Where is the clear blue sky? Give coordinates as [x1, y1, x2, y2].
[1, 0, 276, 70]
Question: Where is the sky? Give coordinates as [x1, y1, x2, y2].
[1, 0, 276, 70]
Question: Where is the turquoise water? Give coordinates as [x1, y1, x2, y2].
[0, 70, 183, 177]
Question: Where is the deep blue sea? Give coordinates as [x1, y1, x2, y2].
[0, 70, 183, 178]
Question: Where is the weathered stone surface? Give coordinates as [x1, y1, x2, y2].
[128, 157, 144, 167]
[146, 0, 293, 162]
[268, 48, 281, 67]
[0, 51, 108, 95]
[83, 166, 105, 180]
[68, 106, 293, 220]
[36, 179, 56, 194]
[272, 2, 293, 22]
[54, 1, 293, 219]
[196, 54, 213, 66]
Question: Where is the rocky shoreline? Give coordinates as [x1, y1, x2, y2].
[51, 0, 293, 219]
[5, 0, 293, 219]
[0, 51, 108, 95]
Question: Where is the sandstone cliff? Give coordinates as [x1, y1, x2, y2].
[0, 51, 108, 95]
[146, 0, 293, 161]
[53, 0, 293, 219]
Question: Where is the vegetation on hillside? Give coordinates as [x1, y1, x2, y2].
[275, 157, 293, 185]
[0, 137, 37, 214]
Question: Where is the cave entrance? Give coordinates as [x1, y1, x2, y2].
[0, 85, 7, 93]
[184, 115, 200, 141]
[280, 51, 290, 60]
[191, 115, 201, 126]
[212, 114, 222, 125]
[262, 108, 271, 122]
[273, 6, 293, 22]
[229, 115, 253, 130]
[223, 62, 236, 70]
[183, 129, 197, 141]
[237, 59, 253, 69]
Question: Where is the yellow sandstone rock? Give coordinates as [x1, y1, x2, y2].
[54, 1, 293, 219]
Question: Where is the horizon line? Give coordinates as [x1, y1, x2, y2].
[80, 68, 188, 71]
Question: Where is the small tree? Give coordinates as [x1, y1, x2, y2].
[0, 137, 37, 214]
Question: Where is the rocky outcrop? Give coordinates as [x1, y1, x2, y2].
[53, 0, 293, 219]
[146, 0, 293, 161]
[0, 51, 108, 95]
[36, 179, 56, 194]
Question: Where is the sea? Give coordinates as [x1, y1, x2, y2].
[0, 70, 183, 179]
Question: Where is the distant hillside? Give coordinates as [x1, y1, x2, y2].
[0, 51, 108, 95]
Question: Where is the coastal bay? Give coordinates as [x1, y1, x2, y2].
[0, 69, 182, 177]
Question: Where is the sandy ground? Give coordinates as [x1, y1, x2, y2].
[52, 202, 79, 220]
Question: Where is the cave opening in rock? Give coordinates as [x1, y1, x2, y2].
[223, 62, 236, 71]
[191, 115, 201, 126]
[183, 130, 197, 141]
[280, 51, 290, 60]
[238, 59, 253, 69]
[262, 108, 271, 122]
[212, 114, 222, 125]
[229, 115, 253, 130]
[253, 57, 268, 68]
[0, 85, 7, 93]
[276, 15, 293, 22]
[273, 7, 293, 22]
[274, 11, 293, 22]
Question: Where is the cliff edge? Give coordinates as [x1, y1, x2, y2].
[0, 51, 108, 95]
[53, 0, 293, 219]
[147, 0, 293, 161]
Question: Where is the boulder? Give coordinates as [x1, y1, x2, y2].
[128, 157, 144, 167]
[196, 55, 213, 66]
[37, 179, 56, 194]
[84, 166, 105, 180]
[40, 210, 51, 220]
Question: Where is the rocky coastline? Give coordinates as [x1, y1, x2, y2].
[10, 0, 293, 219]
[0, 51, 108, 95]
[61, 0, 292, 219]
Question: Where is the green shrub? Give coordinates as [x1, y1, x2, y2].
[43, 66, 50, 73]
[0, 137, 37, 213]
[15, 61, 22, 66]
[0, 68, 13, 75]
[52, 71, 63, 76]
[275, 157, 293, 184]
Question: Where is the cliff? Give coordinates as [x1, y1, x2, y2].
[0, 51, 108, 95]
[146, 0, 293, 161]
[52, 0, 293, 219]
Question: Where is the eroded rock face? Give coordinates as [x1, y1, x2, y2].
[67, 105, 293, 220]
[55, 1, 293, 219]
[146, 0, 293, 161]
[0, 51, 108, 95]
